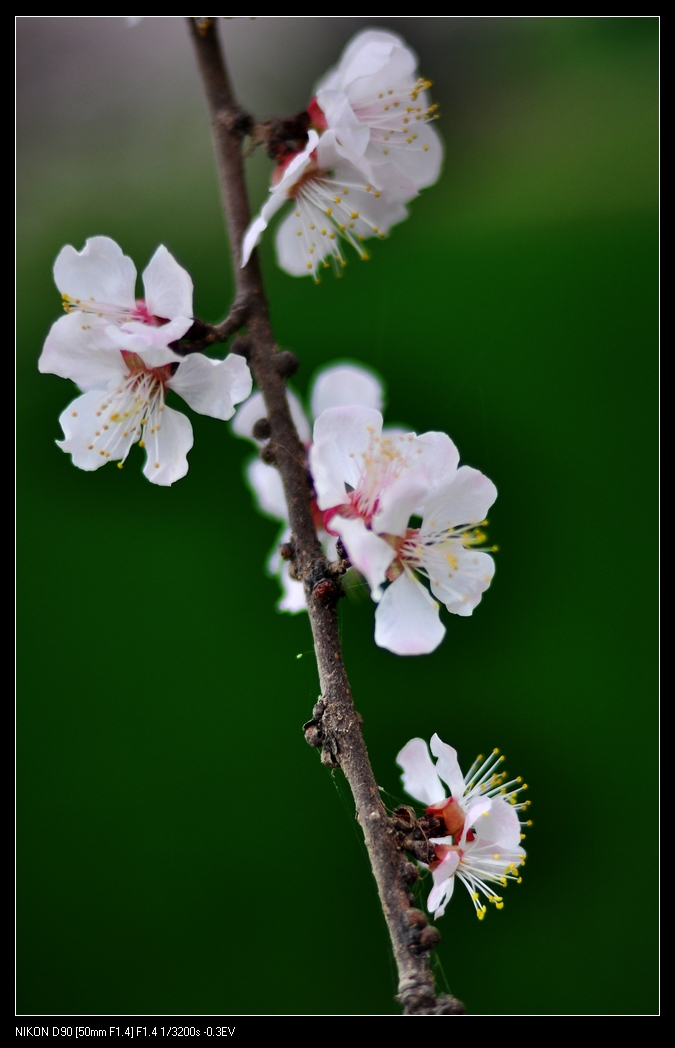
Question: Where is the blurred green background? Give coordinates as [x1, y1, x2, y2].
[17, 17, 658, 1016]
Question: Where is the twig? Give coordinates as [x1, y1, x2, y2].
[187, 18, 463, 1016]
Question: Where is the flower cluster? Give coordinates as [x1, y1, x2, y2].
[38, 27, 533, 952]
[242, 30, 442, 279]
[397, 734, 530, 919]
[310, 405, 497, 655]
[39, 237, 252, 485]
[232, 362, 385, 611]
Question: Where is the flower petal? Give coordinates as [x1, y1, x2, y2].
[473, 798, 522, 850]
[56, 388, 138, 471]
[53, 236, 137, 310]
[421, 466, 497, 533]
[274, 206, 330, 277]
[331, 516, 394, 599]
[310, 363, 384, 419]
[326, 30, 415, 93]
[366, 117, 443, 191]
[141, 405, 193, 486]
[311, 405, 384, 510]
[142, 244, 193, 321]
[168, 352, 252, 420]
[396, 737, 446, 806]
[414, 431, 460, 487]
[268, 531, 307, 613]
[429, 734, 466, 800]
[246, 458, 287, 522]
[374, 570, 445, 655]
[108, 316, 192, 351]
[428, 549, 495, 617]
[427, 850, 460, 918]
[241, 131, 320, 268]
[373, 471, 430, 537]
[231, 389, 311, 446]
[314, 88, 371, 162]
[39, 314, 125, 391]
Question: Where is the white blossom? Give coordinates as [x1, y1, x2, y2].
[309, 405, 496, 654]
[39, 237, 252, 484]
[311, 29, 443, 191]
[397, 734, 530, 919]
[241, 130, 416, 280]
[233, 363, 384, 610]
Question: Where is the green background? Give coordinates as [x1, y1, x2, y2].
[17, 17, 658, 1016]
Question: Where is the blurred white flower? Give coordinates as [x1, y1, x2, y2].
[39, 237, 252, 484]
[397, 734, 529, 919]
[233, 362, 384, 610]
[310, 406, 496, 654]
[311, 29, 443, 190]
[241, 130, 416, 279]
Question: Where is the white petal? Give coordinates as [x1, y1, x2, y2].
[273, 130, 319, 194]
[373, 472, 430, 537]
[142, 245, 193, 321]
[246, 459, 288, 522]
[241, 198, 288, 269]
[310, 405, 383, 510]
[473, 798, 522, 850]
[241, 132, 319, 268]
[274, 206, 330, 277]
[374, 570, 445, 655]
[38, 314, 125, 391]
[429, 735, 466, 801]
[141, 405, 193, 486]
[396, 738, 446, 806]
[168, 352, 252, 420]
[231, 391, 266, 443]
[331, 516, 393, 600]
[462, 799, 493, 835]
[53, 236, 136, 310]
[268, 534, 307, 614]
[56, 388, 137, 471]
[315, 88, 370, 161]
[230, 388, 310, 446]
[120, 341, 182, 369]
[319, 134, 418, 213]
[427, 851, 460, 917]
[421, 466, 497, 532]
[367, 119, 443, 191]
[428, 549, 495, 617]
[310, 363, 384, 419]
[108, 316, 192, 350]
[335, 30, 413, 92]
[414, 431, 460, 487]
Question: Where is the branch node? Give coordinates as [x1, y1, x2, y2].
[274, 350, 300, 378]
[407, 909, 427, 929]
[230, 335, 252, 360]
[304, 725, 324, 749]
[320, 739, 340, 769]
[279, 540, 295, 562]
[312, 577, 344, 608]
[252, 417, 271, 440]
[418, 926, 441, 951]
[259, 442, 277, 465]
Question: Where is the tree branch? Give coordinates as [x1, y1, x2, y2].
[187, 18, 463, 1016]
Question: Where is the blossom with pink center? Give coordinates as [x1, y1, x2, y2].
[232, 363, 385, 611]
[39, 237, 252, 485]
[311, 29, 443, 191]
[397, 734, 529, 919]
[241, 129, 417, 280]
[309, 405, 497, 654]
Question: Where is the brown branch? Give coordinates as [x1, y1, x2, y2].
[187, 18, 463, 1017]
[173, 298, 251, 355]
